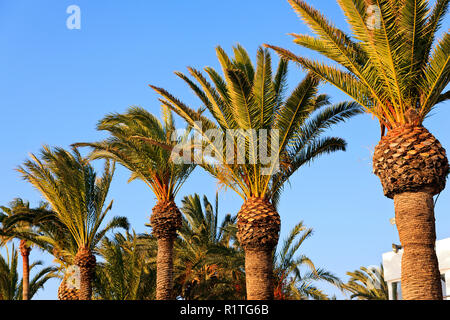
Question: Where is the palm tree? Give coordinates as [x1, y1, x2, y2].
[17, 146, 129, 300]
[343, 264, 389, 300]
[0, 198, 50, 300]
[175, 193, 245, 299]
[0, 244, 57, 300]
[73, 107, 195, 300]
[5, 201, 128, 300]
[150, 45, 361, 299]
[94, 231, 156, 300]
[1, 202, 80, 300]
[273, 221, 342, 300]
[0, 198, 33, 300]
[266, 0, 449, 299]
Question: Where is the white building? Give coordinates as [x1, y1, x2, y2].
[382, 238, 450, 300]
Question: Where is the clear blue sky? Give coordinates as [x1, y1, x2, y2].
[0, 0, 449, 300]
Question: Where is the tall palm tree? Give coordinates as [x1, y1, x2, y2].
[273, 221, 342, 300]
[175, 193, 245, 300]
[0, 244, 57, 300]
[343, 264, 389, 300]
[74, 107, 195, 300]
[4, 200, 128, 300]
[266, 0, 449, 299]
[94, 231, 156, 300]
[150, 45, 361, 299]
[17, 146, 128, 300]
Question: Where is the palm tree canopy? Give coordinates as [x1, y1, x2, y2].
[178, 193, 235, 247]
[16, 146, 128, 251]
[150, 45, 361, 204]
[266, 0, 449, 130]
[74, 106, 195, 202]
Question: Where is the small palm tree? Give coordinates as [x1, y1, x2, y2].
[266, 0, 449, 299]
[0, 244, 57, 300]
[94, 231, 156, 300]
[2, 203, 80, 300]
[343, 265, 389, 300]
[74, 107, 195, 300]
[17, 146, 129, 300]
[0, 198, 47, 300]
[150, 44, 361, 299]
[273, 221, 342, 300]
[175, 193, 245, 300]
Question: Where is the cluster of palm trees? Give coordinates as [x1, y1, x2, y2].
[0, 0, 449, 300]
[0, 192, 351, 300]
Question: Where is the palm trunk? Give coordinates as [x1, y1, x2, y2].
[151, 200, 182, 300]
[19, 240, 31, 300]
[245, 248, 274, 300]
[394, 191, 443, 300]
[74, 247, 96, 300]
[156, 238, 174, 300]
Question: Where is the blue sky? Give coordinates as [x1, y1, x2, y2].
[0, 0, 449, 299]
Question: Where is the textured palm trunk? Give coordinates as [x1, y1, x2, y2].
[156, 238, 174, 300]
[237, 197, 281, 300]
[373, 124, 448, 300]
[151, 200, 182, 300]
[57, 276, 79, 300]
[245, 248, 275, 300]
[19, 240, 31, 300]
[74, 247, 96, 300]
[394, 192, 442, 300]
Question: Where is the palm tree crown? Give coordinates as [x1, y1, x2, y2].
[16, 146, 126, 252]
[74, 106, 195, 203]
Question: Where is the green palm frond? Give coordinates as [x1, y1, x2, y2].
[267, 0, 450, 129]
[94, 230, 156, 300]
[273, 221, 343, 300]
[172, 193, 245, 300]
[17, 146, 126, 252]
[342, 264, 389, 300]
[0, 245, 56, 300]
